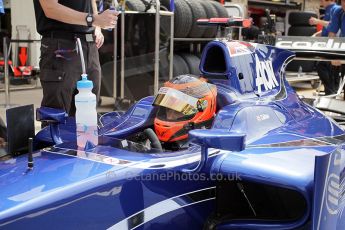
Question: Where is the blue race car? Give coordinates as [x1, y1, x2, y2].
[1, 29, 345, 229]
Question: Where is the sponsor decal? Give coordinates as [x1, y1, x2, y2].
[256, 114, 270, 122]
[276, 37, 345, 51]
[327, 173, 340, 215]
[226, 41, 254, 57]
[315, 148, 345, 230]
[255, 55, 279, 93]
[325, 151, 343, 216]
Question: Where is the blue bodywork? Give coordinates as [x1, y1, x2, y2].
[1, 40, 344, 230]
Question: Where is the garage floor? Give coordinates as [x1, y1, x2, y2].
[0, 79, 115, 132]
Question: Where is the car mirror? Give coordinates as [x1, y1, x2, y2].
[36, 107, 68, 145]
[182, 129, 245, 173]
[189, 129, 246, 152]
[36, 107, 68, 124]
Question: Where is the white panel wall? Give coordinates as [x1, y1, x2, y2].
[301, 0, 320, 13]
[10, 0, 40, 67]
[230, 0, 319, 14]
[231, 0, 248, 17]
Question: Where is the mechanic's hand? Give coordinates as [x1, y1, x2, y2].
[93, 9, 119, 29]
[309, 17, 318, 26]
[331, 60, 342, 66]
[95, 27, 104, 49]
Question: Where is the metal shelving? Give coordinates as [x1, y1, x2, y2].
[113, 2, 174, 101]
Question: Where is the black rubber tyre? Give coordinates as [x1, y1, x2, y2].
[287, 24, 317, 73]
[180, 53, 201, 75]
[159, 49, 170, 82]
[209, 0, 228, 18]
[125, 0, 146, 12]
[184, 0, 207, 38]
[100, 61, 115, 97]
[288, 12, 317, 26]
[199, 0, 218, 38]
[288, 26, 317, 36]
[173, 54, 190, 77]
[162, 0, 192, 38]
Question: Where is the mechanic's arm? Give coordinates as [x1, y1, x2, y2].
[91, 0, 106, 48]
[327, 8, 342, 38]
[39, 0, 117, 29]
[329, 32, 337, 37]
[309, 17, 330, 27]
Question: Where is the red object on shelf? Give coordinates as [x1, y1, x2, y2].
[0, 60, 13, 66]
[316, 23, 323, 32]
[0, 59, 33, 77]
[18, 47, 28, 66]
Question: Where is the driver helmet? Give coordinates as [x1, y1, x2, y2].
[153, 75, 217, 143]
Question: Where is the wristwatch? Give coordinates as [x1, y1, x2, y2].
[86, 13, 94, 27]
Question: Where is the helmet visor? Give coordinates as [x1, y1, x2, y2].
[157, 107, 196, 122]
[153, 87, 199, 116]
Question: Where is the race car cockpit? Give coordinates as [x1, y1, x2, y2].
[153, 75, 217, 150]
[114, 74, 218, 152]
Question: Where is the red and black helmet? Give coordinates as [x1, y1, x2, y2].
[153, 75, 217, 143]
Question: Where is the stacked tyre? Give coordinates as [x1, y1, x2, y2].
[288, 12, 318, 36]
[199, 0, 218, 38]
[173, 53, 201, 77]
[161, 0, 193, 38]
[161, 0, 229, 38]
[286, 12, 317, 72]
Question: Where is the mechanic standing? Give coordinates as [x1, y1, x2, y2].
[33, 0, 118, 116]
[309, 0, 339, 95]
[327, 0, 345, 96]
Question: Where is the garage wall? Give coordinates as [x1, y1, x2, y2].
[299, 0, 320, 13]
[10, 0, 40, 67]
[230, 0, 320, 15]
[230, 0, 248, 17]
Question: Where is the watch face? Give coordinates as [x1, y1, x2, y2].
[86, 14, 93, 26]
[87, 16, 93, 23]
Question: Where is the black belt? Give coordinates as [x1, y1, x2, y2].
[42, 31, 95, 42]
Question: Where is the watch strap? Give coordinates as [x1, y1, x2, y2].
[86, 13, 93, 27]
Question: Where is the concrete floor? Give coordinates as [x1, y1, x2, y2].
[0, 79, 115, 132]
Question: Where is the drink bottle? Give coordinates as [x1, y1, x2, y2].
[75, 74, 98, 148]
